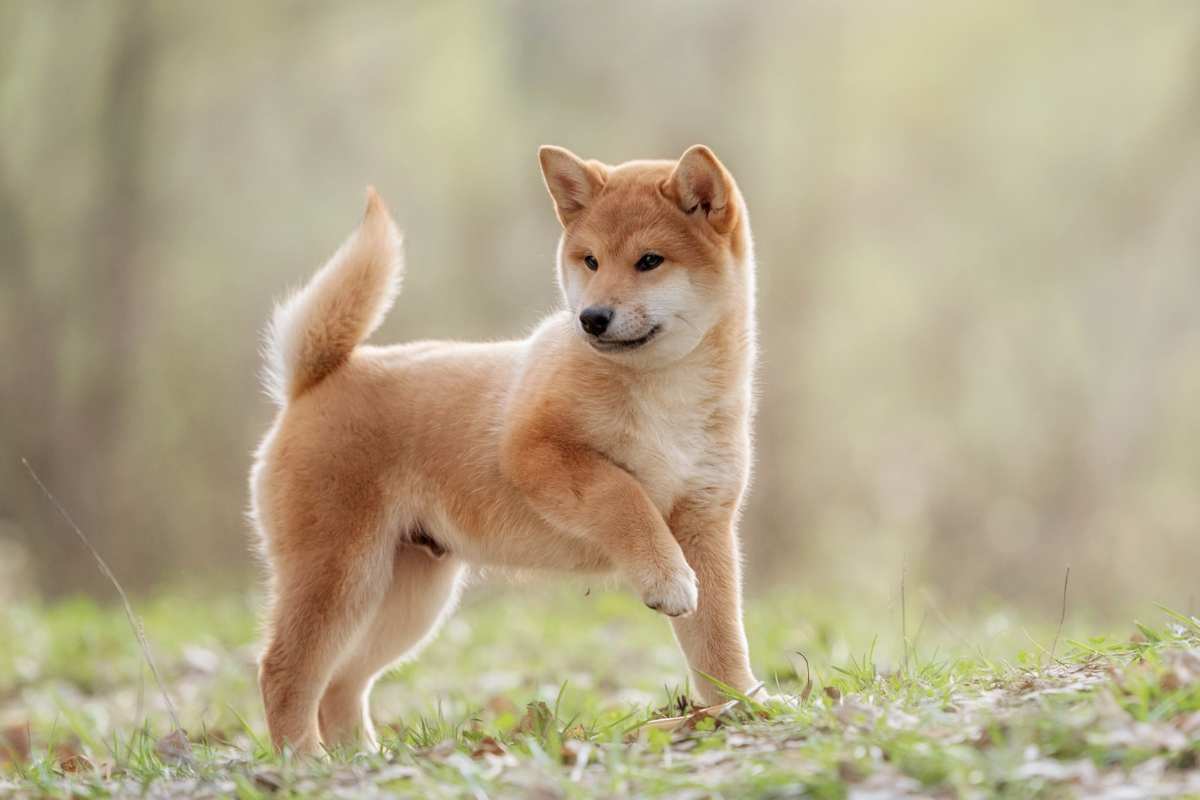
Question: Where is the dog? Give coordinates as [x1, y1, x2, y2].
[250, 145, 763, 753]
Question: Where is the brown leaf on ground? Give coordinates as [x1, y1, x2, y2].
[517, 701, 553, 735]
[486, 696, 517, 715]
[254, 768, 283, 792]
[1160, 650, 1200, 691]
[560, 738, 590, 766]
[640, 699, 738, 736]
[470, 736, 506, 759]
[424, 739, 457, 761]
[197, 727, 234, 747]
[1, 724, 31, 764]
[1175, 712, 1200, 735]
[55, 742, 92, 773]
[155, 729, 194, 765]
[837, 759, 866, 783]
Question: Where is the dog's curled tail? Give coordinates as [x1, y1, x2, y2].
[262, 187, 403, 406]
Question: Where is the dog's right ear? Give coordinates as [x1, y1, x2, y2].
[539, 146, 605, 227]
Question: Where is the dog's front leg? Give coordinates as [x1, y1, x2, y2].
[666, 499, 759, 705]
[505, 436, 698, 617]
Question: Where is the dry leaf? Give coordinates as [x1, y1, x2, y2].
[641, 715, 688, 733]
[56, 743, 92, 774]
[561, 738, 590, 766]
[0, 724, 31, 764]
[1161, 650, 1200, 691]
[254, 768, 283, 792]
[470, 736, 506, 759]
[837, 759, 866, 783]
[425, 739, 457, 760]
[485, 696, 517, 715]
[155, 729, 194, 765]
[1174, 712, 1200, 735]
[517, 701, 553, 735]
[639, 700, 738, 736]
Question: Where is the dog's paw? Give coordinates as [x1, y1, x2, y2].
[639, 562, 698, 618]
[752, 689, 800, 709]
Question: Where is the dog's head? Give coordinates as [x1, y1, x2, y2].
[539, 145, 751, 365]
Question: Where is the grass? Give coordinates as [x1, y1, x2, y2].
[1, 583, 1199, 798]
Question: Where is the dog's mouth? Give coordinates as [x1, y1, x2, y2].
[589, 325, 661, 352]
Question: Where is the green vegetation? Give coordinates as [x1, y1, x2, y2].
[2, 587, 1198, 797]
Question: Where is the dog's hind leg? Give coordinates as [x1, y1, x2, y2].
[258, 531, 394, 756]
[318, 541, 465, 750]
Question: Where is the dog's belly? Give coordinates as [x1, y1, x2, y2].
[416, 496, 614, 574]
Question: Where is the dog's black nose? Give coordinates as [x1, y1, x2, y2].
[579, 306, 613, 336]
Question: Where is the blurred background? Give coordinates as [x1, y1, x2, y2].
[1, 0, 1198, 620]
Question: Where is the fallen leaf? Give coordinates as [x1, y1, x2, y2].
[254, 768, 283, 792]
[1161, 650, 1200, 691]
[1175, 712, 1200, 735]
[561, 738, 589, 766]
[56, 743, 92, 774]
[470, 736, 506, 759]
[0, 724, 30, 764]
[639, 699, 738, 736]
[517, 701, 554, 736]
[485, 696, 516, 715]
[640, 715, 688, 733]
[155, 729, 194, 766]
[837, 759, 866, 783]
[424, 739, 457, 760]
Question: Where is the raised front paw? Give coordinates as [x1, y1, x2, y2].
[638, 561, 698, 618]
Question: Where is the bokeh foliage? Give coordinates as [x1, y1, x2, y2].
[1, 1, 1198, 616]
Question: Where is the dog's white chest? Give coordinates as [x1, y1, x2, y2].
[609, 373, 735, 515]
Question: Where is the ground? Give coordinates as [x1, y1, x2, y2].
[1, 581, 1198, 798]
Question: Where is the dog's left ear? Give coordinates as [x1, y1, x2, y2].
[664, 145, 737, 234]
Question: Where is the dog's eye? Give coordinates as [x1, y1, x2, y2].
[636, 253, 664, 272]
[584, 255, 599, 271]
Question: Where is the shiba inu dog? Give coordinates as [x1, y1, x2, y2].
[251, 145, 763, 753]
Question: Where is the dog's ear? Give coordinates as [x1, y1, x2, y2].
[539, 146, 606, 227]
[665, 145, 737, 234]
